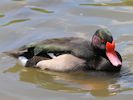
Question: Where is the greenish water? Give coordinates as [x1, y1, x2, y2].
[0, 0, 133, 100]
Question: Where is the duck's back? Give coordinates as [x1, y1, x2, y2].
[17, 37, 95, 60]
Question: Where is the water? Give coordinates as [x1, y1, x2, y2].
[0, 0, 133, 100]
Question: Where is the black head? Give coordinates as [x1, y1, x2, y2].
[92, 28, 122, 67]
[92, 28, 113, 50]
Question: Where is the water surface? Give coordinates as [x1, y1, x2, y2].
[0, 0, 133, 100]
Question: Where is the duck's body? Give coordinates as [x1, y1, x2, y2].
[18, 37, 94, 59]
[5, 29, 122, 72]
[36, 54, 86, 72]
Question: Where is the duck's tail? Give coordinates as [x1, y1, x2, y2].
[4, 49, 49, 67]
[4, 50, 29, 67]
[3, 49, 27, 58]
[18, 56, 28, 66]
[3, 48, 29, 66]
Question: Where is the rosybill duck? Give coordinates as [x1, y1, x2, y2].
[5, 28, 122, 72]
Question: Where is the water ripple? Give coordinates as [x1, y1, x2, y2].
[0, 14, 5, 18]
[80, 0, 133, 6]
[2, 18, 30, 26]
[30, 7, 54, 14]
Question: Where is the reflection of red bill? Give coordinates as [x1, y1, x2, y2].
[106, 41, 122, 67]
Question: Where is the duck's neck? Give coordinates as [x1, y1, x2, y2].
[91, 43, 107, 59]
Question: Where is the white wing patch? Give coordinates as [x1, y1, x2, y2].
[47, 53, 57, 58]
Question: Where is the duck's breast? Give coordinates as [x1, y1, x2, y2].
[36, 54, 86, 72]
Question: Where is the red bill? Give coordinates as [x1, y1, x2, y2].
[106, 41, 122, 67]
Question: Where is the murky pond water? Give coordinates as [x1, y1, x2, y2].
[0, 0, 133, 100]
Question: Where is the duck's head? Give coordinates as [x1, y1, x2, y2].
[92, 28, 122, 67]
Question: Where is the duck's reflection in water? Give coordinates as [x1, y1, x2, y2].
[5, 63, 125, 97]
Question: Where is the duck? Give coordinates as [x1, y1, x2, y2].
[5, 28, 122, 72]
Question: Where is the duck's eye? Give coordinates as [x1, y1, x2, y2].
[101, 39, 105, 43]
